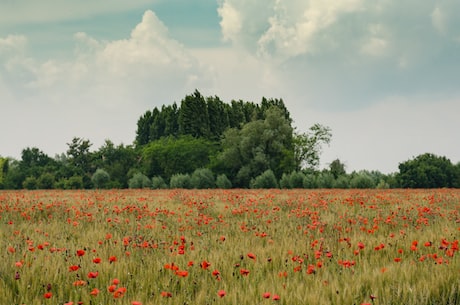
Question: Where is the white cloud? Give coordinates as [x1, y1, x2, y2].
[0, 0, 154, 25]
[217, 2, 242, 42]
[431, 7, 446, 34]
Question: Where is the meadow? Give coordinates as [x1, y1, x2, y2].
[0, 188, 459, 305]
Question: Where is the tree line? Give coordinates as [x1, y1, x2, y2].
[1, 91, 459, 189]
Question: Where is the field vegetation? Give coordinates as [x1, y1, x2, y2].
[1, 189, 459, 304]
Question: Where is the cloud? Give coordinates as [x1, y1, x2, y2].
[0, 9, 213, 158]
[0, 0, 154, 25]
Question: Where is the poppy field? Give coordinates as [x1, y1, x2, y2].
[1, 189, 459, 305]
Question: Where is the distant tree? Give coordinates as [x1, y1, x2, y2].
[294, 124, 332, 170]
[91, 168, 110, 189]
[215, 174, 232, 189]
[190, 168, 215, 189]
[178, 90, 210, 138]
[128, 172, 151, 189]
[250, 169, 278, 189]
[207, 96, 229, 140]
[37, 172, 55, 189]
[349, 171, 376, 189]
[135, 110, 154, 146]
[170, 173, 192, 189]
[329, 159, 346, 179]
[0, 157, 8, 189]
[151, 176, 168, 189]
[23, 176, 38, 190]
[397, 153, 456, 188]
[66, 137, 93, 187]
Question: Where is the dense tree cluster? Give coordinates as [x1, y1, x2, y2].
[0, 91, 459, 189]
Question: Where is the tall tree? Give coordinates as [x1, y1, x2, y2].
[178, 90, 210, 138]
[135, 110, 154, 146]
[294, 124, 332, 170]
[207, 95, 229, 140]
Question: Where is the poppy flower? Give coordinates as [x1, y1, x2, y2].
[93, 257, 101, 264]
[69, 265, 80, 272]
[217, 290, 226, 298]
[132, 302, 142, 305]
[272, 294, 280, 301]
[247, 252, 256, 260]
[161, 291, 172, 298]
[175, 270, 189, 277]
[108, 285, 117, 293]
[109, 256, 117, 263]
[112, 278, 120, 285]
[201, 260, 211, 270]
[90, 288, 100, 296]
[76, 249, 85, 257]
[43, 292, 52, 299]
[87, 271, 99, 279]
[262, 292, 271, 299]
[240, 268, 250, 276]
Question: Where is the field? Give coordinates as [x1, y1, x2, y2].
[0, 189, 459, 305]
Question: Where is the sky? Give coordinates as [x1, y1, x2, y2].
[1, 0, 459, 174]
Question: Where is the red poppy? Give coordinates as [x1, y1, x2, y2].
[69, 265, 80, 272]
[87, 271, 99, 279]
[201, 260, 211, 270]
[93, 257, 102, 264]
[112, 278, 120, 285]
[240, 268, 250, 276]
[161, 291, 172, 298]
[217, 290, 226, 298]
[90, 288, 100, 296]
[43, 292, 52, 299]
[132, 302, 142, 305]
[272, 294, 280, 301]
[109, 256, 117, 263]
[175, 270, 189, 277]
[76, 249, 86, 257]
[262, 292, 271, 299]
[108, 285, 117, 293]
[247, 252, 256, 260]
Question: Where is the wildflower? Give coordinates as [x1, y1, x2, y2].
[93, 257, 101, 264]
[73, 280, 87, 286]
[161, 291, 172, 298]
[217, 290, 226, 298]
[109, 255, 117, 263]
[247, 252, 256, 260]
[132, 302, 142, 305]
[201, 260, 211, 269]
[262, 292, 271, 299]
[112, 278, 120, 285]
[90, 288, 100, 296]
[43, 292, 52, 299]
[272, 294, 280, 301]
[240, 268, 250, 276]
[87, 271, 99, 279]
[69, 265, 80, 272]
[76, 249, 86, 257]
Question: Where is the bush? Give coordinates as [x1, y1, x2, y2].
[289, 171, 305, 188]
[215, 174, 232, 189]
[316, 172, 335, 188]
[250, 169, 278, 189]
[23, 176, 38, 190]
[279, 173, 291, 189]
[191, 168, 215, 189]
[303, 173, 317, 189]
[91, 168, 110, 189]
[66, 176, 84, 189]
[152, 176, 168, 189]
[170, 173, 192, 189]
[350, 172, 375, 189]
[333, 175, 350, 188]
[128, 172, 152, 189]
[37, 173, 55, 189]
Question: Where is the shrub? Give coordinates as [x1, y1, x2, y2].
[333, 175, 350, 189]
[303, 173, 317, 189]
[37, 173, 55, 189]
[152, 176, 168, 189]
[91, 168, 110, 189]
[350, 172, 375, 189]
[289, 171, 305, 188]
[23, 176, 38, 190]
[191, 168, 215, 189]
[279, 173, 291, 189]
[170, 173, 192, 189]
[128, 172, 151, 189]
[215, 174, 232, 189]
[250, 169, 278, 189]
[66, 176, 84, 189]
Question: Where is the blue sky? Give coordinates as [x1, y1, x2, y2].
[1, 0, 459, 173]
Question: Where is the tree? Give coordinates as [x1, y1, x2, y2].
[66, 137, 93, 188]
[135, 110, 154, 146]
[178, 90, 210, 138]
[128, 172, 151, 189]
[190, 168, 215, 189]
[0, 157, 8, 189]
[329, 159, 346, 179]
[397, 153, 456, 188]
[250, 169, 278, 189]
[294, 124, 332, 170]
[214, 106, 295, 187]
[91, 168, 110, 189]
[215, 174, 232, 189]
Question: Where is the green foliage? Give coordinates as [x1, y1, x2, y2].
[215, 174, 232, 189]
[151, 176, 168, 189]
[250, 169, 278, 189]
[280, 171, 305, 189]
[350, 171, 376, 189]
[169, 173, 192, 189]
[91, 168, 110, 189]
[190, 168, 215, 189]
[128, 172, 151, 189]
[397, 153, 456, 188]
[0, 157, 8, 189]
[142, 135, 218, 180]
[316, 172, 335, 188]
[303, 173, 317, 189]
[294, 124, 332, 170]
[329, 159, 346, 179]
[23, 176, 38, 190]
[37, 172, 55, 189]
[178, 90, 210, 138]
[333, 175, 350, 189]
